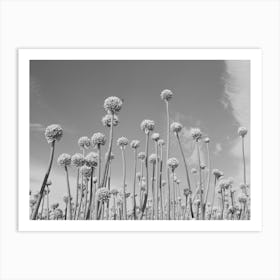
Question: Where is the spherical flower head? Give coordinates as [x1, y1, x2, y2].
[91, 132, 106, 147]
[110, 188, 118, 196]
[130, 140, 140, 149]
[138, 152, 146, 160]
[191, 168, 197, 174]
[63, 196, 69, 204]
[46, 179, 52, 186]
[238, 127, 248, 137]
[44, 189, 50, 195]
[149, 153, 157, 164]
[183, 188, 191, 196]
[71, 153, 85, 167]
[117, 136, 129, 148]
[190, 128, 202, 141]
[218, 178, 232, 190]
[176, 179, 181, 184]
[85, 152, 98, 168]
[170, 122, 183, 134]
[167, 157, 179, 171]
[45, 124, 63, 143]
[96, 188, 111, 202]
[104, 96, 123, 114]
[80, 165, 92, 178]
[212, 169, 223, 179]
[51, 203, 59, 210]
[102, 114, 119, 127]
[54, 208, 63, 219]
[29, 198, 36, 207]
[158, 139, 165, 146]
[92, 176, 98, 184]
[238, 193, 248, 204]
[140, 186, 146, 192]
[200, 164, 206, 170]
[160, 89, 173, 102]
[140, 120, 155, 134]
[151, 133, 160, 142]
[57, 153, 71, 167]
[162, 180, 166, 186]
[78, 136, 91, 150]
[204, 137, 210, 143]
[239, 183, 248, 190]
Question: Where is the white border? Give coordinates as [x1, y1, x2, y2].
[18, 49, 262, 232]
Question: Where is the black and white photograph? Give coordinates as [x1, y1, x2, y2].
[1, 1, 280, 280]
[18, 49, 261, 231]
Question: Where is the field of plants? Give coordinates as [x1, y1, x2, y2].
[30, 90, 250, 220]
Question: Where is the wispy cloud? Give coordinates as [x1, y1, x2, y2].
[214, 143, 222, 155]
[222, 60, 250, 129]
[30, 123, 45, 132]
[222, 61, 250, 182]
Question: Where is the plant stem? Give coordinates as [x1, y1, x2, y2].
[121, 147, 127, 220]
[172, 171, 176, 220]
[210, 177, 217, 219]
[74, 168, 80, 219]
[132, 149, 137, 219]
[40, 195, 45, 219]
[155, 142, 159, 220]
[196, 141, 203, 220]
[65, 166, 72, 220]
[31, 141, 55, 220]
[241, 137, 246, 184]
[46, 186, 50, 220]
[140, 133, 149, 219]
[203, 142, 211, 219]
[86, 168, 94, 219]
[176, 133, 192, 191]
[100, 114, 114, 189]
[151, 163, 155, 219]
[159, 144, 164, 220]
[165, 101, 171, 220]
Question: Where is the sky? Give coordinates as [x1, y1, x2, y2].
[30, 60, 250, 208]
